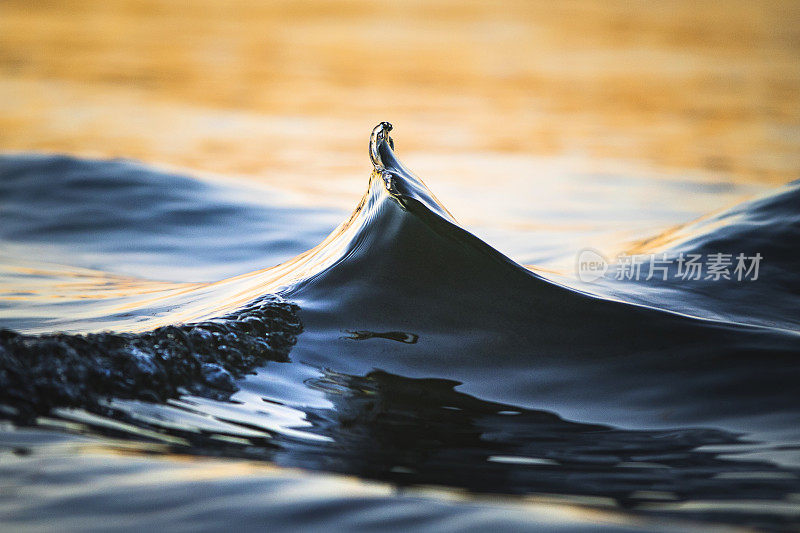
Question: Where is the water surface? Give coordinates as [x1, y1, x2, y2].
[1, 124, 798, 531]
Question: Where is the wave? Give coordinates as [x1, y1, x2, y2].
[1, 123, 799, 530]
[596, 179, 800, 331]
[281, 123, 800, 432]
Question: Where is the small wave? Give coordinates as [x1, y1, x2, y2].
[0, 123, 799, 530]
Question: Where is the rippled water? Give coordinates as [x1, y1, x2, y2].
[1, 124, 798, 531]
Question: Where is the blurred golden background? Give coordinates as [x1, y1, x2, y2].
[1, 0, 798, 202]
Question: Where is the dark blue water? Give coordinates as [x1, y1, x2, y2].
[1, 124, 799, 531]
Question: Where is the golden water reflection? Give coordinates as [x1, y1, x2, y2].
[1, 0, 797, 188]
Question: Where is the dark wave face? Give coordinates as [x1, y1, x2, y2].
[582, 179, 800, 332]
[1, 124, 799, 532]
